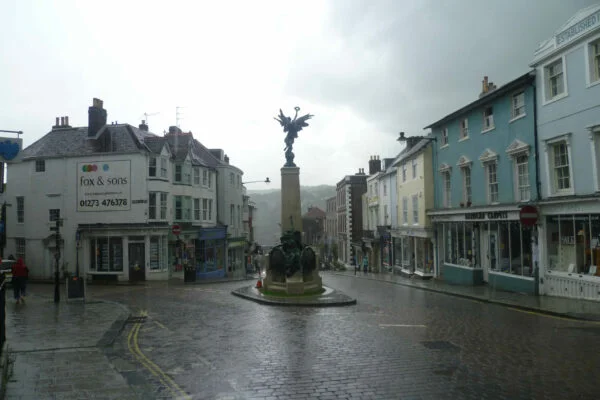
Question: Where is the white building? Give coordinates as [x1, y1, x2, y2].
[4, 98, 248, 282]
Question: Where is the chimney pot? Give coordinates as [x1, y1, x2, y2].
[65, 116, 69, 126]
[88, 98, 108, 137]
[60, 117, 64, 126]
[55, 117, 59, 126]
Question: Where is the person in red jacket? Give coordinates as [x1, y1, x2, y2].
[12, 256, 28, 304]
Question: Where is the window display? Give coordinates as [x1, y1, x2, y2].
[90, 236, 123, 272]
[547, 215, 600, 276]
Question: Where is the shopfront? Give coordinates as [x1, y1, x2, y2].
[380, 232, 392, 273]
[431, 208, 537, 293]
[540, 200, 600, 301]
[227, 237, 247, 278]
[194, 227, 227, 279]
[391, 227, 434, 278]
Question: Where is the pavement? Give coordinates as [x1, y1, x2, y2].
[332, 267, 600, 321]
[2, 275, 600, 399]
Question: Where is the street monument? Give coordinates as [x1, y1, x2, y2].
[263, 107, 322, 294]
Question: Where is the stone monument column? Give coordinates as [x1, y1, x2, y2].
[280, 166, 302, 235]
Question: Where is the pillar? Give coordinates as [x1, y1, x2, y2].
[281, 167, 303, 235]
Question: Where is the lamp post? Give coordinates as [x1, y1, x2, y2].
[242, 177, 270, 185]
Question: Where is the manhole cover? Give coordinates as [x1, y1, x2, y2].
[421, 341, 460, 351]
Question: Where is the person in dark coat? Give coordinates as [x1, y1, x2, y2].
[12, 257, 28, 304]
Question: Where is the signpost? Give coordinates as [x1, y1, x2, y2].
[172, 224, 181, 236]
[520, 205, 539, 227]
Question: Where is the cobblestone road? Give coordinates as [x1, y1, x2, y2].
[89, 274, 600, 400]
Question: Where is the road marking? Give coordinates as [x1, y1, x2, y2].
[379, 324, 427, 328]
[154, 320, 168, 330]
[127, 311, 191, 399]
[507, 307, 600, 324]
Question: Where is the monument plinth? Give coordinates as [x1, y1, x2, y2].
[280, 166, 302, 235]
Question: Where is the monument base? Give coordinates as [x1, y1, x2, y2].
[263, 254, 323, 295]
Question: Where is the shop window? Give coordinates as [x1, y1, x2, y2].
[15, 238, 26, 261]
[90, 237, 123, 272]
[402, 237, 411, 266]
[393, 238, 402, 267]
[548, 215, 600, 275]
[444, 224, 457, 264]
[149, 236, 167, 271]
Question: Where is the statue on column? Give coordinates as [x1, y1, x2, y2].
[274, 107, 313, 167]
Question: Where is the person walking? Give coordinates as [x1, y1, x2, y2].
[12, 256, 28, 304]
[363, 255, 369, 274]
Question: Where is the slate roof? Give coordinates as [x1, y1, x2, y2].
[391, 136, 433, 167]
[21, 124, 159, 160]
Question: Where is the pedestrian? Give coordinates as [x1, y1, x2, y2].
[12, 256, 28, 304]
[354, 255, 358, 275]
[363, 255, 369, 274]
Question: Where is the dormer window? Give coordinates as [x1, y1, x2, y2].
[175, 164, 182, 182]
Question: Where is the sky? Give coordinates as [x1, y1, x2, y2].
[1, 0, 597, 189]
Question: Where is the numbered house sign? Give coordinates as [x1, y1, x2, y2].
[77, 160, 131, 212]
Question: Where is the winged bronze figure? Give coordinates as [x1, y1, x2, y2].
[274, 107, 313, 167]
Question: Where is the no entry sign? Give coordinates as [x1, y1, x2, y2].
[172, 224, 181, 236]
[519, 205, 538, 227]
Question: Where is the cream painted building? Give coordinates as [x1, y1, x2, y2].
[392, 137, 435, 278]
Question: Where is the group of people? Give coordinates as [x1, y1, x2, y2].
[354, 255, 369, 275]
[3, 255, 29, 304]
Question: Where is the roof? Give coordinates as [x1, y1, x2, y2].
[531, 4, 600, 66]
[392, 136, 434, 167]
[423, 71, 535, 130]
[21, 124, 159, 159]
[303, 207, 326, 219]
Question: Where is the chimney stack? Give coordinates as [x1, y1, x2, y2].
[60, 117, 64, 126]
[139, 120, 149, 132]
[88, 98, 107, 137]
[65, 116, 69, 126]
[224, 155, 230, 164]
[479, 76, 496, 98]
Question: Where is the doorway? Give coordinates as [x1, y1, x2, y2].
[128, 242, 146, 282]
[482, 231, 497, 282]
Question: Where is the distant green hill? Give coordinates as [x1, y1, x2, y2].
[249, 185, 335, 246]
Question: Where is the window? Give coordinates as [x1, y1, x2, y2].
[462, 167, 472, 204]
[546, 215, 600, 276]
[175, 164, 182, 182]
[443, 172, 451, 208]
[90, 237, 123, 272]
[230, 204, 235, 226]
[193, 167, 200, 185]
[202, 169, 208, 186]
[237, 175, 241, 188]
[208, 199, 213, 220]
[384, 205, 389, 225]
[460, 119, 469, 139]
[230, 173, 234, 185]
[149, 236, 168, 271]
[412, 195, 419, 224]
[183, 163, 191, 185]
[516, 154, 530, 201]
[175, 196, 183, 220]
[160, 157, 167, 178]
[194, 198, 200, 220]
[202, 199, 208, 220]
[35, 160, 45, 172]
[512, 91, 525, 119]
[17, 196, 24, 223]
[441, 128, 448, 146]
[148, 157, 157, 177]
[402, 164, 407, 182]
[590, 39, 600, 83]
[412, 159, 417, 179]
[149, 192, 157, 219]
[483, 106, 494, 131]
[552, 141, 571, 192]
[160, 193, 167, 219]
[49, 209, 60, 222]
[15, 238, 25, 261]
[402, 197, 408, 224]
[208, 172, 212, 188]
[545, 58, 565, 100]
[486, 162, 499, 203]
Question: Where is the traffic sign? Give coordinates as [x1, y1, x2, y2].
[519, 205, 538, 227]
[172, 224, 181, 236]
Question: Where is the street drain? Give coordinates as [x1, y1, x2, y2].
[125, 316, 147, 324]
[421, 341, 460, 351]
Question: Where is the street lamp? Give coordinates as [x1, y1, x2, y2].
[243, 177, 270, 184]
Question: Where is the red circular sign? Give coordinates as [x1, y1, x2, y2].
[172, 224, 181, 236]
[519, 205, 538, 226]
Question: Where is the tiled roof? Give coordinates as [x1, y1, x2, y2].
[303, 207, 326, 219]
[143, 136, 167, 154]
[21, 124, 158, 159]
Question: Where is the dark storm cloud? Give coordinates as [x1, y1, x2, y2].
[285, 0, 598, 136]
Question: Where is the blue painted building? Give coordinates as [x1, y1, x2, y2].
[530, 4, 600, 301]
[425, 72, 539, 294]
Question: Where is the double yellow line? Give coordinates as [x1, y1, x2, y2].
[127, 311, 191, 399]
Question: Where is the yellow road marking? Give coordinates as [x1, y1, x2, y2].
[127, 312, 191, 399]
[507, 307, 600, 324]
[154, 320, 168, 330]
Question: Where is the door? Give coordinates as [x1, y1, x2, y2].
[129, 243, 146, 282]
[482, 231, 497, 282]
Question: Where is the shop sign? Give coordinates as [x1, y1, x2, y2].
[464, 211, 508, 220]
[0, 137, 22, 162]
[556, 10, 600, 47]
[77, 160, 131, 212]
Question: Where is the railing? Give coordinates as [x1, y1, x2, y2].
[545, 271, 600, 301]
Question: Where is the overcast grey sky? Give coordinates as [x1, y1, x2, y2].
[1, 0, 596, 189]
